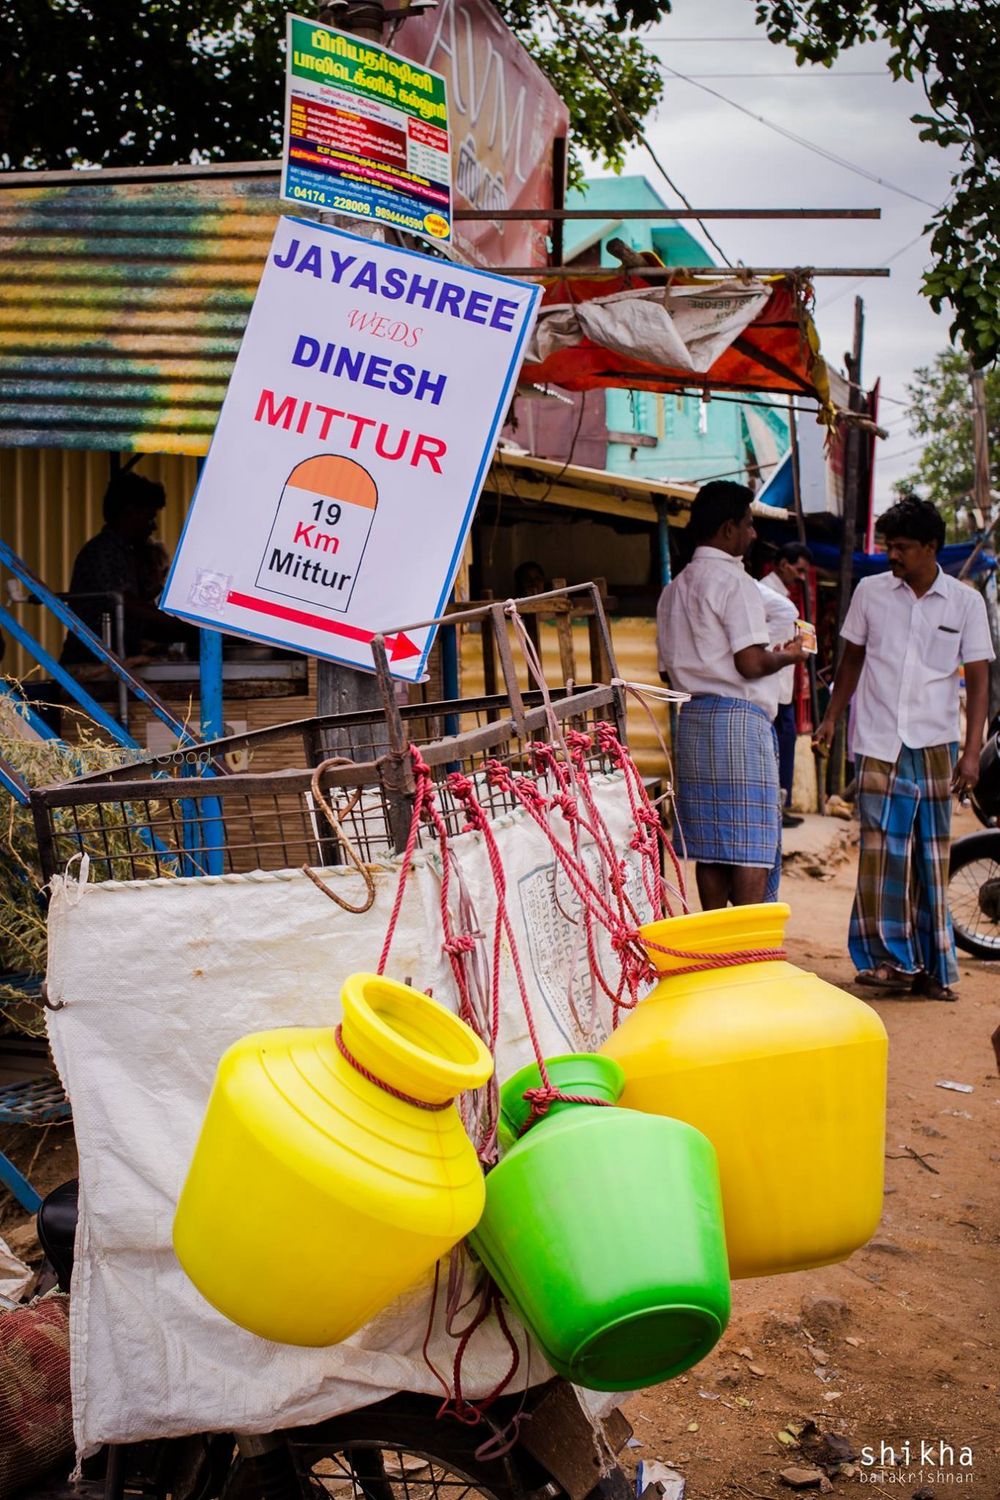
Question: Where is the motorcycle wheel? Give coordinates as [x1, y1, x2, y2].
[948, 830, 1000, 959]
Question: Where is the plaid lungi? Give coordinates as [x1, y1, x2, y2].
[849, 742, 959, 986]
[674, 695, 782, 898]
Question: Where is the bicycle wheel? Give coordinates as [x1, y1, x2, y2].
[948, 831, 1000, 959]
[284, 1397, 531, 1500]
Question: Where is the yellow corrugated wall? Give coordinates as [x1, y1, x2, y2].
[458, 614, 670, 781]
[0, 448, 197, 679]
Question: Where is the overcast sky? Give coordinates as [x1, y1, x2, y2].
[583, 0, 964, 511]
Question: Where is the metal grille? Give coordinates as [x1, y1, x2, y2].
[30, 588, 627, 883]
[30, 686, 623, 882]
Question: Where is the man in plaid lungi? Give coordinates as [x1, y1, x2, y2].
[658, 482, 809, 909]
[815, 497, 993, 1000]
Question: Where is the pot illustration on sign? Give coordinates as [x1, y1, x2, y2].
[256, 455, 378, 614]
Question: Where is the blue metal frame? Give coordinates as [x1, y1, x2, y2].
[0, 600, 140, 747]
[195, 558, 227, 874]
[0, 1149, 41, 1213]
[0, 752, 30, 805]
[0, 680, 59, 742]
[0, 536, 195, 745]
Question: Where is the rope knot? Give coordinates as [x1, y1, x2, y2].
[447, 771, 475, 800]
[484, 758, 514, 793]
[443, 933, 479, 957]
[512, 775, 547, 811]
[410, 744, 433, 779]
[529, 741, 558, 773]
[521, 1084, 614, 1131]
[554, 793, 579, 821]
[611, 925, 642, 956]
[447, 772, 491, 833]
[522, 1084, 566, 1130]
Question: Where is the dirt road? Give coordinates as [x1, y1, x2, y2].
[623, 817, 1000, 1499]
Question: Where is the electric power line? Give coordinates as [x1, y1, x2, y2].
[545, 0, 734, 264]
[877, 441, 927, 459]
[817, 227, 933, 311]
[662, 65, 940, 210]
[640, 36, 796, 42]
[660, 70, 887, 79]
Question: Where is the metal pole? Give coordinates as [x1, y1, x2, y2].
[199, 630, 224, 740]
[787, 399, 823, 806]
[488, 264, 891, 280]
[453, 206, 884, 223]
[830, 296, 865, 797]
[654, 499, 678, 759]
[655, 499, 672, 587]
[113, 593, 129, 730]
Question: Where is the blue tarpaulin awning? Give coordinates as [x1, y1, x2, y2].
[807, 539, 996, 580]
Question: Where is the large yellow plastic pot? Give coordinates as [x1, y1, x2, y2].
[600, 904, 888, 1279]
[173, 974, 493, 1345]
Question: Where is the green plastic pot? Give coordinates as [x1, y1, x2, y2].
[469, 1054, 730, 1391]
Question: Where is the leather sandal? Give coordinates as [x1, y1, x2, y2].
[854, 964, 916, 994]
[912, 972, 958, 1002]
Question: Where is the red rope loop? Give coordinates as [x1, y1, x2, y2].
[448, 1280, 521, 1424]
[334, 1023, 451, 1113]
[521, 1085, 613, 1131]
[640, 935, 788, 980]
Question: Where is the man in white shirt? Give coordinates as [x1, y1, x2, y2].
[814, 496, 993, 1000]
[658, 482, 808, 910]
[760, 543, 814, 824]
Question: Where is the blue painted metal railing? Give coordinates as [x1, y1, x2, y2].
[0, 537, 197, 749]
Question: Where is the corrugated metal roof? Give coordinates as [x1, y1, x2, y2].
[0, 166, 285, 454]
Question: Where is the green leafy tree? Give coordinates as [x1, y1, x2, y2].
[4, 0, 999, 361]
[0, 0, 664, 179]
[897, 349, 1000, 523]
[755, 2, 1000, 363]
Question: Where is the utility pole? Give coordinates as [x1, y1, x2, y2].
[971, 366, 991, 519]
[830, 296, 865, 797]
[970, 365, 1000, 720]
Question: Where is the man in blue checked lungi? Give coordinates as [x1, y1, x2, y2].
[657, 482, 809, 910]
[814, 497, 993, 1002]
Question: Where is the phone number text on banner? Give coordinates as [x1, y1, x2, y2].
[282, 15, 453, 244]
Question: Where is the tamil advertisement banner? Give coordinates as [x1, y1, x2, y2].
[394, 0, 569, 268]
[161, 218, 539, 680]
[282, 15, 453, 244]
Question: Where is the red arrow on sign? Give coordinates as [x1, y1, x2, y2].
[226, 590, 422, 663]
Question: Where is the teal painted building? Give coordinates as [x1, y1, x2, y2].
[565, 176, 789, 488]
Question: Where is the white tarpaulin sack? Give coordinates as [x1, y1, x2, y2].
[46, 772, 652, 1454]
[525, 279, 773, 373]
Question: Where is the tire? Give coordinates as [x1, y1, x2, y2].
[948, 830, 1000, 959]
[283, 1396, 530, 1500]
[222, 1393, 548, 1500]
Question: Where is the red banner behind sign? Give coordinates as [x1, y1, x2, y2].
[394, 0, 568, 268]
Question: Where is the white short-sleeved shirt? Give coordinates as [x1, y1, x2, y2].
[657, 546, 779, 715]
[840, 567, 995, 761]
[757, 578, 799, 706]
